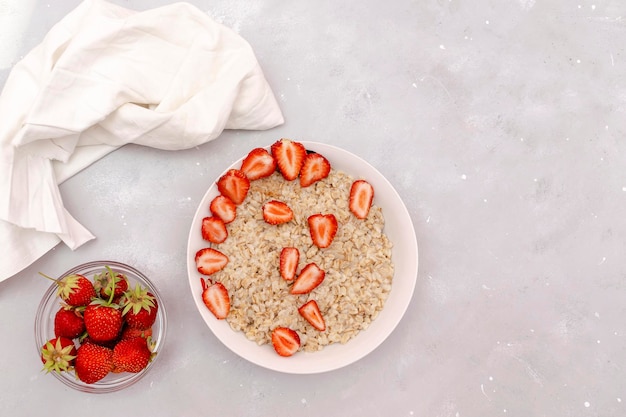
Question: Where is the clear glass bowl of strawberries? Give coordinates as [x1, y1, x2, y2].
[34, 260, 166, 393]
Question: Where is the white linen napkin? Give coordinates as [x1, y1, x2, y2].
[0, 0, 284, 281]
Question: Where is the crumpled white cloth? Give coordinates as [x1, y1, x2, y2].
[0, 0, 284, 281]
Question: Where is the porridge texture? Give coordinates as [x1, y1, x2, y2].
[209, 170, 394, 352]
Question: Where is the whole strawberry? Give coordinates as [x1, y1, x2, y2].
[112, 336, 154, 373]
[83, 301, 123, 343]
[40, 272, 96, 307]
[120, 326, 153, 341]
[40, 336, 77, 374]
[120, 284, 158, 330]
[93, 266, 129, 302]
[75, 342, 113, 384]
[54, 305, 85, 339]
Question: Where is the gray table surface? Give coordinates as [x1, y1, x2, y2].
[2, 0, 626, 416]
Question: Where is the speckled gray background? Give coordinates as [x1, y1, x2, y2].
[1, 1, 626, 416]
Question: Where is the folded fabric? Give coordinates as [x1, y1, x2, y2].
[0, 0, 284, 281]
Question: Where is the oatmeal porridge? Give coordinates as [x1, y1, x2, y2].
[206, 168, 394, 352]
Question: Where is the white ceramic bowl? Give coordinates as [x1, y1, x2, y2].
[34, 261, 167, 393]
[187, 141, 418, 374]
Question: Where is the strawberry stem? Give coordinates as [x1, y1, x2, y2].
[104, 266, 116, 304]
[38, 272, 61, 284]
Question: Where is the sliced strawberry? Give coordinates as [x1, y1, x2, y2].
[201, 279, 230, 319]
[307, 213, 338, 248]
[195, 248, 229, 275]
[209, 195, 237, 224]
[349, 179, 374, 219]
[298, 300, 326, 331]
[290, 263, 325, 294]
[279, 247, 299, 281]
[262, 200, 294, 225]
[271, 327, 300, 357]
[240, 147, 277, 180]
[270, 138, 306, 181]
[300, 152, 331, 187]
[201, 216, 228, 244]
[216, 169, 250, 205]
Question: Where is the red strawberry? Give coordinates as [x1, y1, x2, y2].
[298, 300, 326, 331]
[120, 326, 153, 341]
[75, 342, 113, 384]
[307, 213, 338, 248]
[279, 247, 299, 281]
[271, 327, 300, 357]
[80, 336, 118, 350]
[240, 147, 277, 180]
[112, 336, 154, 373]
[216, 169, 250, 205]
[300, 152, 331, 187]
[349, 179, 374, 219]
[40, 336, 77, 374]
[40, 272, 96, 307]
[262, 200, 294, 225]
[83, 302, 123, 343]
[93, 267, 129, 302]
[290, 263, 325, 294]
[271, 138, 306, 181]
[195, 248, 229, 275]
[201, 216, 228, 244]
[120, 284, 158, 330]
[201, 278, 230, 319]
[210, 195, 237, 224]
[54, 305, 85, 339]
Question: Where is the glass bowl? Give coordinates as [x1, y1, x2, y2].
[34, 261, 167, 393]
